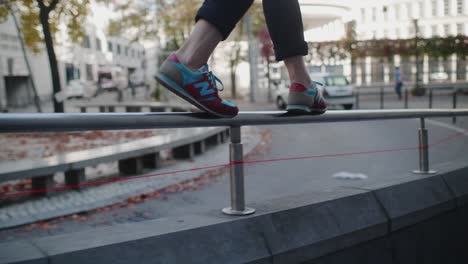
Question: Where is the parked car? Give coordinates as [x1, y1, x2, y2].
[274, 73, 355, 110]
[429, 72, 449, 82]
[129, 70, 145, 87]
[98, 71, 117, 91]
[65, 80, 98, 99]
[97, 66, 128, 92]
[64, 80, 84, 99]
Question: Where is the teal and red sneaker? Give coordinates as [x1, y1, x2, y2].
[287, 82, 328, 114]
[155, 53, 238, 118]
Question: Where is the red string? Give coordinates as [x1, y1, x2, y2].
[1, 128, 467, 199]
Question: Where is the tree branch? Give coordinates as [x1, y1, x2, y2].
[36, 0, 46, 10]
[0, 0, 12, 11]
[47, 0, 59, 13]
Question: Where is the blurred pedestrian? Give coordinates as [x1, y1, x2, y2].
[394, 66, 403, 100]
[156, 0, 327, 118]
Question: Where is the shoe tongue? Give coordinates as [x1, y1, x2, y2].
[197, 64, 209, 73]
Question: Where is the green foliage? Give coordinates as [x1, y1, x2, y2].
[309, 20, 467, 62]
[0, 0, 91, 53]
[0, 4, 9, 23]
[311, 33, 468, 62]
[106, 0, 266, 52]
[152, 86, 161, 101]
[106, 0, 201, 51]
[106, 0, 158, 42]
[249, 3, 266, 36]
[159, 0, 200, 50]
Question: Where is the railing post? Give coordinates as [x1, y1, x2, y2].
[452, 91, 457, 124]
[355, 91, 360, 110]
[428, 89, 433, 109]
[404, 89, 408, 109]
[380, 86, 384, 109]
[413, 118, 437, 175]
[222, 126, 255, 216]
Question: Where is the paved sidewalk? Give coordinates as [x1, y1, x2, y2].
[0, 127, 262, 230]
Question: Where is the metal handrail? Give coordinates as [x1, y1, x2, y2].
[1, 109, 468, 216]
[1, 109, 468, 133]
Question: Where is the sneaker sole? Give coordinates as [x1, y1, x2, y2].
[287, 104, 327, 115]
[155, 73, 236, 118]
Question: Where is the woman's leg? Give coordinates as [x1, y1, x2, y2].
[157, 0, 254, 118]
[283, 56, 312, 87]
[263, 0, 327, 113]
[177, 0, 254, 70]
[263, 0, 311, 86]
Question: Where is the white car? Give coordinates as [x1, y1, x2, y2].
[65, 80, 98, 99]
[274, 73, 355, 110]
[65, 80, 85, 99]
[429, 72, 449, 82]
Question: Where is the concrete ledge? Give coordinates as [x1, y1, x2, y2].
[2, 164, 468, 263]
[441, 166, 468, 206]
[359, 175, 455, 231]
[261, 190, 388, 263]
[308, 237, 393, 264]
[0, 188, 387, 264]
[31, 215, 272, 264]
[0, 241, 47, 264]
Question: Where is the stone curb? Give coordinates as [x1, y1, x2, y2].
[1, 163, 466, 264]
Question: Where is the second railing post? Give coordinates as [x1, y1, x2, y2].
[380, 86, 384, 109]
[222, 126, 255, 216]
[413, 118, 437, 175]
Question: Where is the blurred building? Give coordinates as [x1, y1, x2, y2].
[355, 0, 467, 40]
[0, 17, 49, 109]
[0, 1, 146, 109]
[305, 0, 468, 85]
[209, 0, 353, 100]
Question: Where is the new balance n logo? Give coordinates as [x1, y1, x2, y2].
[194, 82, 215, 96]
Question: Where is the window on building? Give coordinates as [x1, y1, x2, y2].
[107, 41, 113, 52]
[361, 8, 366, 23]
[383, 6, 388, 20]
[395, 4, 401, 19]
[65, 63, 80, 84]
[409, 26, 415, 36]
[444, 0, 450, 15]
[432, 25, 439, 36]
[117, 44, 121, 55]
[432, 0, 438, 16]
[86, 64, 94, 81]
[407, 3, 413, 19]
[7, 58, 13, 75]
[457, 0, 464, 14]
[444, 24, 451, 35]
[96, 38, 102, 51]
[418, 26, 425, 37]
[457, 23, 465, 34]
[125, 47, 129, 56]
[82, 35, 91, 49]
[396, 28, 401, 38]
[131, 49, 135, 58]
[419, 1, 425, 18]
[383, 29, 388, 38]
[372, 7, 377, 22]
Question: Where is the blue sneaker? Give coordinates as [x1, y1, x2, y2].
[155, 53, 238, 118]
[287, 82, 328, 114]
